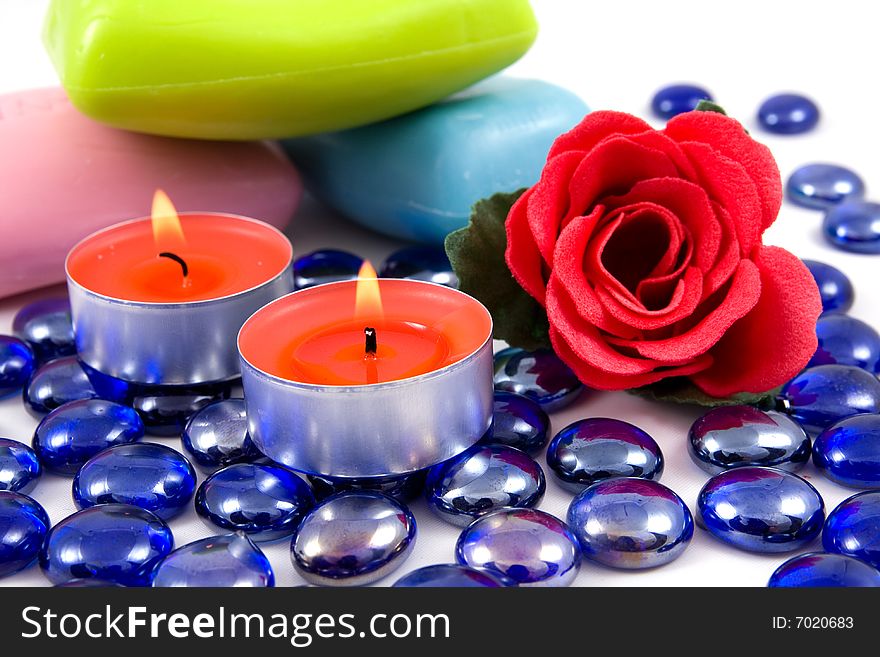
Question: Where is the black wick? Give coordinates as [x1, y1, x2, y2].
[364, 327, 377, 357]
[158, 251, 189, 278]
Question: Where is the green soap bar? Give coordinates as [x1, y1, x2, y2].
[43, 0, 538, 140]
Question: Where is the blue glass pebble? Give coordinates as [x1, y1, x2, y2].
[567, 478, 692, 569]
[182, 399, 259, 471]
[757, 93, 820, 135]
[425, 444, 545, 526]
[779, 365, 880, 435]
[55, 578, 123, 587]
[24, 356, 101, 415]
[823, 201, 880, 254]
[307, 470, 427, 503]
[787, 164, 865, 210]
[688, 406, 811, 475]
[40, 504, 173, 586]
[455, 508, 580, 587]
[547, 418, 663, 493]
[291, 491, 417, 586]
[379, 246, 458, 288]
[809, 315, 880, 374]
[293, 249, 363, 290]
[195, 462, 315, 541]
[0, 492, 49, 577]
[12, 298, 75, 363]
[813, 414, 880, 488]
[768, 552, 880, 588]
[73, 443, 196, 519]
[393, 564, 507, 588]
[651, 83, 712, 119]
[823, 491, 880, 569]
[480, 391, 550, 454]
[493, 347, 584, 412]
[33, 399, 144, 475]
[0, 438, 42, 494]
[0, 336, 34, 398]
[131, 379, 233, 436]
[803, 260, 855, 315]
[151, 532, 274, 587]
[697, 467, 824, 553]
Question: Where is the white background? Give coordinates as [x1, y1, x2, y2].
[0, 0, 878, 586]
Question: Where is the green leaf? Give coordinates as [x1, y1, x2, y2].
[694, 99, 728, 115]
[629, 377, 781, 409]
[445, 190, 552, 351]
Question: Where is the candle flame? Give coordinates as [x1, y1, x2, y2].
[151, 189, 187, 251]
[355, 260, 384, 320]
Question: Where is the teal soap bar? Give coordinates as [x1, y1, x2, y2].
[282, 78, 588, 244]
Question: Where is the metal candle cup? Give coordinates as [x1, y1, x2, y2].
[238, 279, 494, 478]
[66, 212, 294, 385]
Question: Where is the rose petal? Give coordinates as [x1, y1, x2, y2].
[505, 187, 547, 304]
[566, 136, 682, 223]
[547, 110, 653, 160]
[524, 151, 586, 266]
[601, 177, 720, 271]
[665, 111, 782, 231]
[549, 326, 713, 390]
[611, 260, 761, 361]
[551, 209, 641, 338]
[678, 141, 762, 257]
[690, 246, 822, 396]
[703, 201, 741, 295]
[597, 267, 704, 331]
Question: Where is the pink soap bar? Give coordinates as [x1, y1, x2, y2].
[0, 88, 301, 298]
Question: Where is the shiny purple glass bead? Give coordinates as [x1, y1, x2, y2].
[768, 552, 880, 588]
[73, 443, 197, 519]
[547, 418, 663, 493]
[810, 315, 880, 374]
[379, 245, 458, 288]
[697, 467, 824, 553]
[493, 347, 584, 412]
[757, 93, 820, 134]
[425, 444, 545, 526]
[291, 491, 417, 586]
[151, 532, 274, 587]
[823, 491, 880, 568]
[0, 335, 34, 398]
[23, 356, 130, 416]
[33, 399, 144, 475]
[803, 260, 855, 315]
[455, 508, 581, 587]
[480, 391, 550, 455]
[813, 414, 880, 488]
[12, 298, 75, 363]
[131, 380, 234, 437]
[779, 364, 880, 435]
[567, 478, 692, 569]
[182, 399, 260, 472]
[0, 492, 50, 577]
[393, 564, 507, 587]
[0, 438, 41, 494]
[307, 470, 427, 503]
[823, 201, 880, 254]
[195, 463, 315, 542]
[293, 249, 363, 290]
[40, 504, 173, 586]
[688, 406, 810, 475]
[787, 164, 865, 210]
[650, 84, 712, 119]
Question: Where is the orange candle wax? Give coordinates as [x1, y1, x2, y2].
[239, 276, 492, 386]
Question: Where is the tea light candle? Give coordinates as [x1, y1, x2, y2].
[238, 264, 493, 477]
[66, 190, 294, 385]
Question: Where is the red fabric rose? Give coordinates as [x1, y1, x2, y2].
[505, 110, 821, 397]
